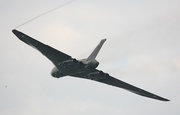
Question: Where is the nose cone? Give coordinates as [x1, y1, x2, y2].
[51, 67, 58, 77]
[51, 67, 63, 78]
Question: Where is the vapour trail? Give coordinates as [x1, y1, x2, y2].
[15, 0, 76, 29]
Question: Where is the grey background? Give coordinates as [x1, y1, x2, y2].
[1, 0, 180, 115]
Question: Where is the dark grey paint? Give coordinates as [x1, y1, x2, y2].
[12, 29, 169, 101]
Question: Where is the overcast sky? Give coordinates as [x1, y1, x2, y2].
[1, 0, 180, 115]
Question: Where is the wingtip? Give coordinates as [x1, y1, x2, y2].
[163, 99, 170, 101]
[152, 94, 170, 102]
[157, 97, 170, 102]
[12, 29, 19, 35]
[12, 29, 16, 33]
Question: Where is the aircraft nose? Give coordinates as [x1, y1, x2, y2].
[51, 67, 59, 78]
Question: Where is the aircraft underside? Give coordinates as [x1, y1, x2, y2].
[12, 29, 170, 101]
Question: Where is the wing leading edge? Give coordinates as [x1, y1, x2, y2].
[12, 29, 72, 66]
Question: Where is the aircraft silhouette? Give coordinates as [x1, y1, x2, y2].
[12, 29, 169, 101]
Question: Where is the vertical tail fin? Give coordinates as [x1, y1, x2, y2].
[87, 39, 106, 61]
